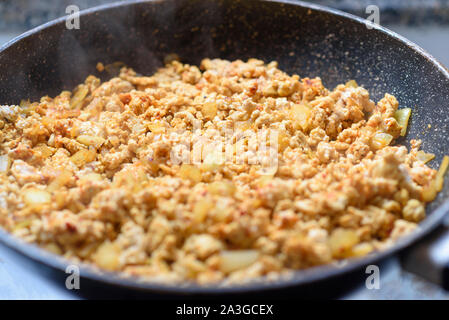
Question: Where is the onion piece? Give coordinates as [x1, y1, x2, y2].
[416, 150, 435, 164]
[76, 135, 105, 149]
[394, 108, 412, 136]
[0, 155, 9, 172]
[93, 241, 121, 271]
[179, 164, 202, 184]
[70, 84, 89, 109]
[290, 103, 311, 131]
[219, 250, 259, 273]
[345, 80, 358, 88]
[193, 199, 213, 223]
[436, 155, 449, 192]
[329, 228, 359, 258]
[201, 102, 217, 120]
[23, 188, 51, 207]
[70, 149, 96, 167]
[371, 132, 393, 150]
[422, 155, 449, 201]
[207, 180, 235, 196]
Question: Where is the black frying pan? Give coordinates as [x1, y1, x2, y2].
[0, 0, 449, 296]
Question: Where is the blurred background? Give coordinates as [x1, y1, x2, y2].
[0, 0, 448, 300]
[0, 0, 448, 66]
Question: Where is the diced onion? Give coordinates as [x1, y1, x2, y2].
[93, 242, 121, 271]
[201, 152, 224, 172]
[255, 175, 273, 188]
[345, 80, 358, 88]
[416, 150, 435, 164]
[70, 85, 89, 109]
[207, 180, 236, 196]
[436, 155, 449, 192]
[0, 155, 9, 172]
[13, 220, 32, 231]
[193, 199, 214, 223]
[278, 131, 290, 152]
[201, 102, 217, 120]
[179, 164, 202, 183]
[350, 242, 374, 257]
[422, 155, 449, 201]
[219, 250, 259, 273]
[19, 99, 30, 108]
[33, 144, 55, 158]
[394, 108, 411, 136]
[23, 188, 51, 207]
[290, 103, 311, 131]
[76, 135, 105, 149]
[70, 149, 96, 167]
[147, 122, 166, 134]
[371, 132, 393, 150]
[45, 243, 62, 255]
[329, 228, 359, 258]
[47, 170, 73, 192]
[79, 173, 103, 183]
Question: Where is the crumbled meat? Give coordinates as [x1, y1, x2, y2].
[0, 58, 442, 285]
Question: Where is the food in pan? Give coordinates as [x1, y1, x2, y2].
[0, 58, 447, 284]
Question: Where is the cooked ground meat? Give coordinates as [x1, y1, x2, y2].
[0, 58, 444, 284]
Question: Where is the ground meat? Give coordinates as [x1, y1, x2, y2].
[0, 58, 443, 285]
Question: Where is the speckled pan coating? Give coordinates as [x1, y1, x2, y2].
[0, 0, 448, 295]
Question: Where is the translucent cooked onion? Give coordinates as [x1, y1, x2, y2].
[201, 102, 218, 120]
[290, 103, 311, 131]
[93, 241, 121, 271]
[70, 84, 89, 109]
[394, 108, 411, 136]
[416, 150, 435, 164]
[436, 155, 449, 192]
[423, 155, 449, 201]
[179, 164, 202, 183]
[0, 155, 9, 172]
[70, 149, 96, 167]
[193, 199, 214, 223]
[371, 132, 393, 150]
[329, 228, 359, 258]
[345, 80, 358, 88]
[219, 250, 259, 273]
[23, 188, 51, 207]
[76, 135, 106, 149]
[207, 180, 236, 196]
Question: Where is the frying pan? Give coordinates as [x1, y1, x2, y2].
[0, 0, 449, 296]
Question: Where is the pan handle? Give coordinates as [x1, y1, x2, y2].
[400, 222, 449, 290]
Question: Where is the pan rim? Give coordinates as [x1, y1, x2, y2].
[0, 0, 448, 295]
